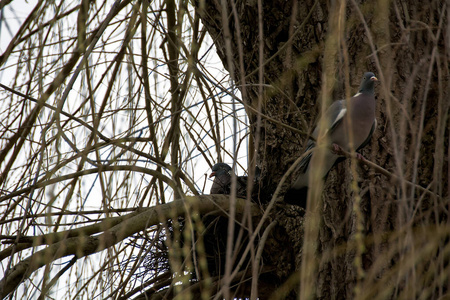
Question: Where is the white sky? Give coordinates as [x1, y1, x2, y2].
[0, 1, 249, 298]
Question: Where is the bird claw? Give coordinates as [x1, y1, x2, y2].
[331, 143, 345, 155]
[355, 153, 365, 161]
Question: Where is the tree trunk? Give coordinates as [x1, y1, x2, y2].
[197, 0, 449, 298]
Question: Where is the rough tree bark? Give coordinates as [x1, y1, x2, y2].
[1, 0, 447, 299]
[197, 0, 449, 299]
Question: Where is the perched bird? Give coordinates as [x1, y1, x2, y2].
[285, 72, 378, 207]
[209, 163, 247, 196]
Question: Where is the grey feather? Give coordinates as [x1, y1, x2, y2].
[210, 163, 247, 196]
[285, 72, 378, 207]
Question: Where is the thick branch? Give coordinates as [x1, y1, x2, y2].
[0, 195, 260, 298]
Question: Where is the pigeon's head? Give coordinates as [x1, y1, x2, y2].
[358, 72, 378, 94]
[209, 163, 232, 178]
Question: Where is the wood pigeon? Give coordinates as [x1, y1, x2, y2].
[284, 72, 378, 207]
[209, 163, 248, 196]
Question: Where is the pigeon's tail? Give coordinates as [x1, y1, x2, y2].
[298, 140, 315, 173]
[283, 186, 308, 208]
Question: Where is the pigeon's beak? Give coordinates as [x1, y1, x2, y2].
[371, 76, 378, 81]
[209, 172, 216, 178]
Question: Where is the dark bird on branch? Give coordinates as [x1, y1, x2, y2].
[285, 72, 379, 208]
[209, 163, 261, 198]
[209, 163, 248, 197]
